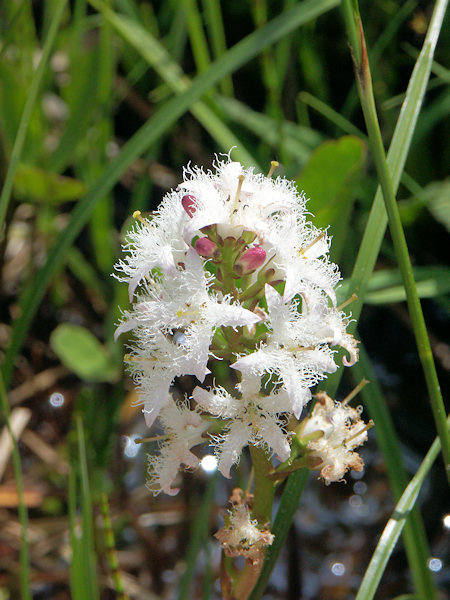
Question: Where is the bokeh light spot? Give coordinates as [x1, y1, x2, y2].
[49, 392, 64, 408]
[201, 454, 218, 473]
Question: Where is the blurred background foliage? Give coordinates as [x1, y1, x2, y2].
[0, 0, 448, 598]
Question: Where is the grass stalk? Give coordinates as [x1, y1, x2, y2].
[342, 0, 450, 480]
[353, 345, 437, 599]
[355, 418, 448, 600]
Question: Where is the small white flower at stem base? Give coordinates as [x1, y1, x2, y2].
[298, 391, 372, 484]
[215, 488, 274, 565]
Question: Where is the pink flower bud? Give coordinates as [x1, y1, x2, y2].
[195, 237, 217, 257]
[237, 246, 266, 274]
[181, 194, 197, 217]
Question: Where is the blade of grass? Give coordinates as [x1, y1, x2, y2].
[100, 492, 129, 600]
[355, 417, 448, 600]
[299, 91, 365, 139]
[3, 0, 341, 386]
[342, 0, 450, 479]
[352, 345, 436, 600]
[202, 0, 233, 96]
[0, 0, 68, 231]
[215, 96, 322, 164]
[76, 415, 99, 600]
[183, 0, 211, 74]
[0, 371, 31, 600]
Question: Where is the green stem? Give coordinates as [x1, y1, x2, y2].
[342, 0, 450, 481]
[249, 445, 275, 524]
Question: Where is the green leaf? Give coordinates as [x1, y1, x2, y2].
[50, 324, 119, 383]
[14, 164, 87, 203]
[295, 136, 366, 259]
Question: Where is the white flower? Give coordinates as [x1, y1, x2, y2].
[232, 284, 338, 418]
[146, 401, 208, 496]
[114, 211, 187, 301]
[193, 374, 292, 477]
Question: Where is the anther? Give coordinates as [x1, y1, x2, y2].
[342, 378, 369, 406]
[133, 210, 150, 226]
[299, 231, 326, 256]
[338, 293, 358, 311]
[267, 160, 279, 178]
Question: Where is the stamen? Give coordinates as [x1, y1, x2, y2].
[232, 174, 245, 212]
[267, 160, 279, 178]
[342, 419, 374, 446]
[124, 354, 158, 363]
[298, 231, 326, 256]
[338, 293, 358, 311]
[342, 378, 369, 405]
[135, 434, 169, 444]
[132, 210, 150, 227]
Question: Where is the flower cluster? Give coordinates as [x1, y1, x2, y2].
[114, 154, 361, 495]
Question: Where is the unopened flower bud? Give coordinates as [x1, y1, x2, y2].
[236, 246, 266, 275]
[195, 237, 218, 257]
[181, 194, 197, 217]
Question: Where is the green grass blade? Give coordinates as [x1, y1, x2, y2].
[352, 346, 437, 599]
[183, 0, 211, 74]
[3, 0, 340, 386]
[0, 372, 31, 600]
[355, 420, 447, 600]
[299, 91, 365, 139]
[76, 416, 100, 600]
[247, 469, 309, 600]
[0, 0, 68, 230]
[202, 0, 233, 95]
